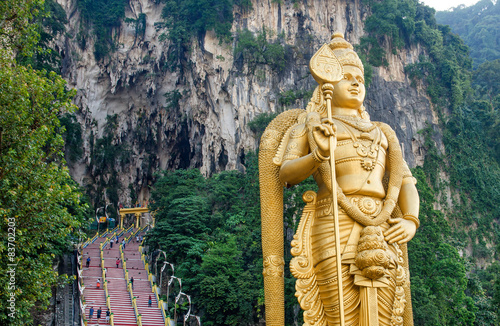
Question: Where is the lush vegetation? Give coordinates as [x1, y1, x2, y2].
[3, 0, 498, 324]
[60, 113, 84, 162]
[360, 0, 423, 66]
[76, 0, 127, 60]
[359, 0, 500, 324]
[0, 0, 88, 323]
[408, 168, 476, 325]
[146, 162, 264, 325]
[159, 0, 235, 69]
[471, 59, 500, 162]
[145, 151, 318, 325]
[16, 0, 67, 73]
[435, 0, 500, 67]
[234, 28, 287, 74]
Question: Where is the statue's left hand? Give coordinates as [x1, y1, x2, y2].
[383, 218, 417, 244]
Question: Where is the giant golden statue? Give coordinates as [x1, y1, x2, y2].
[259, 33, 420, 326]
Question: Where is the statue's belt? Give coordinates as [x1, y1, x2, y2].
[313, 195, 394, 288]
[316, 195, 384, 217]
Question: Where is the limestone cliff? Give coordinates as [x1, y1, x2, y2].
[55, 0, 436, 205]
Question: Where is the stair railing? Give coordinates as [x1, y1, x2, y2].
[99, 241, 114, 326]
[110, 225, 120, 235]
[76, 261, 88, 326]
[83, 232, 99, 249]
[132, 227, 141, 237]
[75, 245, 92, 325]
[139, 244, 170, 325]
[124, 225, 134, 234]
[116, 228, 125, 238]
[152, 284, 169, 325]
[124, 233, 133, 244]
[78, 220, 120, 325]
[101, 229, 109, 238]
[127, 227, 142, 246]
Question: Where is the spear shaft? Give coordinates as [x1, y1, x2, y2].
[322, 83, 345, 326]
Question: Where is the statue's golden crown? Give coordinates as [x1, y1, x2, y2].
[329, 32, 364, 74]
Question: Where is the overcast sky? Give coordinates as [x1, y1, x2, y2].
[420, 0, 482, 11]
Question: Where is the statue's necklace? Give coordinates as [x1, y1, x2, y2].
[333, 116, 382, 172]
[332, 115, 377, 132]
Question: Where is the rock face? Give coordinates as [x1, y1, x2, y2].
[55, 0, 436, 204]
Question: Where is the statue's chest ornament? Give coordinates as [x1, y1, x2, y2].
[334, 116, 382, 171]
[354, 140, 379, 171]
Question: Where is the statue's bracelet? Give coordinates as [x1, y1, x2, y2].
[403, 214, 420, 228]
[312, 148, 330, 163]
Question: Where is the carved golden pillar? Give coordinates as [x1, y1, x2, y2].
[135, 213, 140, 228]
[120, 213, 125, 229]
[259, 109, 303, 325]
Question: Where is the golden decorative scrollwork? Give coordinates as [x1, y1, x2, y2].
[390, 244, 407, 326]
[290, 191, 317, 278]
[290, 191, 328, 326]
[263, 255, 285, 277]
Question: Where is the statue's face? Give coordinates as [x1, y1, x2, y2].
[331, 65, 365, 110]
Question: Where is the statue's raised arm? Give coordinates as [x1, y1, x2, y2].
[259, 33, 420, 326]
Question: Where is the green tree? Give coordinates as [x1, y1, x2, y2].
[146, 160, 265, 325]
[435, 0, 500, 67]
[0, 0, 44, 55]
[146, 169, 211, 265]
[0, 1, 88, 323]
[194, 236, 257, 326]
[0, 56, 87, 326]
[16, 0, 68, 72]
[234, 28, 286, 74]
[409, 168, 476, 326]
[472, 59, 500, 109]
[59, 113, 84, 162]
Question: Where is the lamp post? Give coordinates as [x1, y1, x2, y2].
[104, 203, 110, 229]
[182, 294, 192, 326]
[168, 276, 182, 323]
[173, 292, 190, 326]
[154, 250, 173, 295]
[185, 315, 201, 326]
[96, 207, 104, 235]
[160, 261, 174, 296]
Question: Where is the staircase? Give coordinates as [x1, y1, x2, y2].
[80, 228, 166, 326]
[103, 235, 137, 326]
[81, 237, 110, 325]
[123, 233, 165, 326]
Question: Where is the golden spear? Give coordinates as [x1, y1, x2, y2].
[309, 42, 345, 326]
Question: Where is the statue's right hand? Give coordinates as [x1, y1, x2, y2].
[312, 118, 336, 156]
